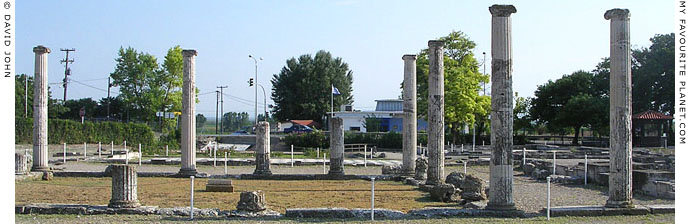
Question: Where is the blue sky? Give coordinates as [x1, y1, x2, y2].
[17, 1, 673, 118]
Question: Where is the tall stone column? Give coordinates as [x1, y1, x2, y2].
[425, 40, 444, 186]
[605, 8, 634, 208]
[329, 117, 345, 176]
[108, 164, 140, 208]
[178, 49, 198, 177]
[487, 4, 517, 211]
[253, 121, 272, 175]
[32, 45, 50, 172]
[402, 54, 417, 176]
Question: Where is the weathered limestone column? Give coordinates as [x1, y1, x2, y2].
[329, 117, 345, 176]
[605, 8, 634, 208]
[425, 40, 444, 186]
[108, 164, 140, 208]
[487, 4, 517, 211]
[15, 152, 29, 175]
[32, 46, 50, 172]
[253, 121, 272, 175]
[402, 54, 417, 176]
[178, 49, 198, 176]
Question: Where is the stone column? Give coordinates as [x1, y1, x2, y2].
[402, 54, 417, 176]
[108, 164, 140, 208]
[487, 4, 517, 211]
[253, 121, 272, 175]
[15, 152, 29, 175]
[329, 117, 345, 176]
[32, 46, 50, 172]
[425, 40, 444, 186]
[178, 49, 198, 177]
[605, 8, 634, 208]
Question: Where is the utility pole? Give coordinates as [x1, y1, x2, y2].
[60, 48, 75, 102]
[215, 90, 220, 135]
[24, 74, 28, 118]
[217, 86, 228, 134]
[107, 77, 112, 119]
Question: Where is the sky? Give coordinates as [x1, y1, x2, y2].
[16, 0, 674, 119]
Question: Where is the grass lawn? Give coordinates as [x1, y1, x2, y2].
[15, 213, 675, 223]
[16, 177, 449, 213]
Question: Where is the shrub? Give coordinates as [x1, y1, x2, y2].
[283, 130, 328, 148]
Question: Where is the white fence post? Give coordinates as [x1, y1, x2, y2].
[63, 143, 66, 163]
[547, 176, 551, 220]
[98, 142, 102, 158]
[364, 146, 367, 167]
[522, 147, 526, 166]
[83, 142, 87, 159]
[190, 176, 195, 220]
[224, 152, 228, 175]
[138, 144, 142, 166]
[323, 153, 326, 174]
[290, 145, 294, 167]
[166, 145, 169, 157]
[463, 160, 467, 175]
[125, 149, 129, 165]
[317, 147, 320, 159]
[111, 141, 114, 156]
[461, 144, 464, 153]
[584, 154, 588, 186]
[371, 177, 375, 221]
[552, 151, 556, 175]
[213, 142, 217, 167]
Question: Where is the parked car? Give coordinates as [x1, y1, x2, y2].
[283, 125, 313, 134]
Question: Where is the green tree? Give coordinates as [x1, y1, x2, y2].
[196, 114, 206, 129]
[413, 31, 490, 143]
[632, 33, 674, 114]
[530, 71, 608, 144]
[110, 47, 161, 122]
[271, 50, 354, 125]
[222, 112, 251, 132]
[15, 74, 67, 119]
[513, 93, 532, 135]
[60, 98, 99, 120]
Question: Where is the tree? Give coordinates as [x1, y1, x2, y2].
[632, 33, 674, 115]
[15, 74, 67, 119]
[196, 114, 206, 129]
[412, 31, 490, 143]
[222, 112, 251, 132]
[110, 47, 161, 122]
[513, 93, 532, 135]
[154, 46, 184, 132]
[271, 50, 354, 125]
[60, 98, 99, 120]
[529, 71, 608, 144]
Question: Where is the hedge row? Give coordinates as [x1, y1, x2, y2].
[15, 117, 155, 145]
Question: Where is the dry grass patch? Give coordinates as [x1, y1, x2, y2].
[16, 177, 450, 213]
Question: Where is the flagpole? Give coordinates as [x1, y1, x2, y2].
[331, 85, 334, 114]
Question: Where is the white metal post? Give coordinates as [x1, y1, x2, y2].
[125, 149, 129, 165]
[98, 142, 101, 158]
[83, 142, 87, 159]
[364, 146, 367, 167]
[371, 177, 375, 221]
[552, 151, 556, 175]
[138, 144, 142, 166]
[323, 153, 326, 174]
[166, 145, 169, 157]
[547, 176, 551, 220]
[213, 142, 217, 167]
[224, 152, 228, 175]
[463, 160, 467, 175]
[522, 147, 526, 166]
[317, 147, 320, 159]
[111, 141, 114, 156]
[584, 154, 588, 186]
[190, 176, 195, 220]
[63, 143, 66, 163]
[290, 145, 294, 167]
[461, 144, 464, 153]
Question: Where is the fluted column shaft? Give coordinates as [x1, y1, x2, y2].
[179, 49, 198, 176]
[487, 4, 517, 210]
[402, 55, 417, 175]
[108, 164, 140, 208]
[32, 46, 50, 172]
[253, 121, 272, 175]
[425, 40, 444, 186]
[605, 8, 634, 208]
[329, 117, 345, 175]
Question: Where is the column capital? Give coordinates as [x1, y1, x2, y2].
[489, 5, 516, 17]
[33, 45, 50, 54]
[182, 49, 198, 57]
[428, 40, 444, 48]
[402, 54, 417, 61]
[604, 8, 630, 20]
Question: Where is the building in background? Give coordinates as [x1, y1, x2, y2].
[333, 99, 428, 133]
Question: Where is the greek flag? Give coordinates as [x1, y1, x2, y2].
[332, 85, 341, 95]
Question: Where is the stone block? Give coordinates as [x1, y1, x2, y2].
[237, 191, 267, 212]
[206, 178, 234, 192]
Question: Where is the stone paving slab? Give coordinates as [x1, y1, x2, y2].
[543, 205, 670, 217]
[285, 208, 405, 219]
[407, 207, 526, 218]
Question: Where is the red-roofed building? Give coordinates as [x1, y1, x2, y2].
[632, 111, 673, 147]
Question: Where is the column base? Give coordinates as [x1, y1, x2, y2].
[31, 166, 51, 172]
[605, 199, 634, 208]
[424, 179, 441, 186]
[177, 168, 198, 177]
[108, 200, 141, 208]
[328, 170, 345, 176]
[253, 169, 272, 176]
[485, 202, 517, 211]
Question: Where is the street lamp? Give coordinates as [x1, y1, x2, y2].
[248, 79, 268, 121]
[249, 54, 263, 124]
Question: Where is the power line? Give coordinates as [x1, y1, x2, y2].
[70, 79, 108, 92]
